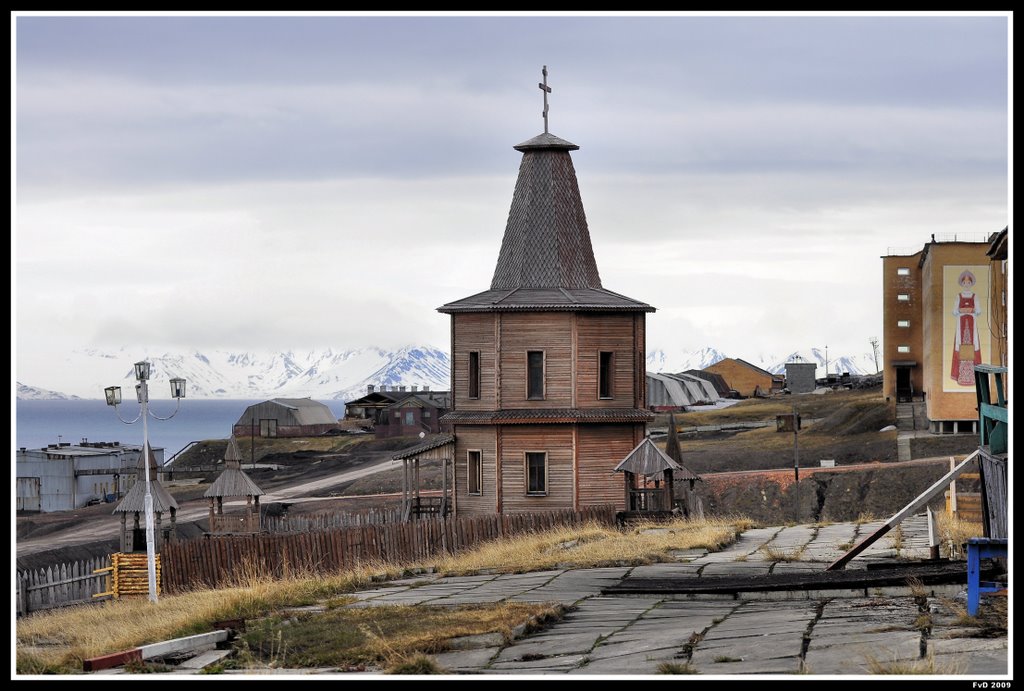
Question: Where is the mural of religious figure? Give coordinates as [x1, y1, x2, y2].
[950, 269, 983, 386]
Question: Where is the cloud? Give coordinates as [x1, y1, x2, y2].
[13, 14, 1009, 377]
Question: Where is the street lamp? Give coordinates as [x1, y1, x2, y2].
[104, 360, 186, 604]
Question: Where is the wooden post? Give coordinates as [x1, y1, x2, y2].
[927, 506, 940, 560]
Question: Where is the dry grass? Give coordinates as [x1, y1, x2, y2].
[888, 525, 904, 552]
[236, 602, 559, 670]
[431, 518, 750, 576]
[386, 654, 446, 675]
[864, 651, 965, 675]
[758, 544, 804, 562]
[16, 517, 749, 673]
[934, 512, 984, 559]
[16, 561, 403, 674]
[657, 661, 698, 674]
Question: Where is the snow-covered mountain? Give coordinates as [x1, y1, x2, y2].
[763, 348, 878, 379]
[18, 346, 450, 401]
[647, 347, 877, 378]
[16, 382, 81, 400]
[18, 344, 876, 401]
[646, 347, 729, 374]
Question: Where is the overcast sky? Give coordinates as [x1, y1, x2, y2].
[13, 13, 1011, 380]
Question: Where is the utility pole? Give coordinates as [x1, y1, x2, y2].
[824, 344, 829, 384]
[869, 337, 881, 374]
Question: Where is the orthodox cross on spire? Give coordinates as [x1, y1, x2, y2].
[539, 65, 552, 133]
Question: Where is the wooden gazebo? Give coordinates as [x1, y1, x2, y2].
[204, 436, 265, 534]
[392, 434, 454, 521]
[614, 428, 700, 521]
[113, 447, 178, 552]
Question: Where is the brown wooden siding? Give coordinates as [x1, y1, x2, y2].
[636, 315, 646, 408]
[575, 313, 637, 408]
[452, 314, 497, 410]
[454, 425, 497, 515]
[499, 426, 574, 513]
[499, 313, 574, 407]
[576, 424, 636, 510]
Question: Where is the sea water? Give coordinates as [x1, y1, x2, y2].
[14, 399, 350, 458]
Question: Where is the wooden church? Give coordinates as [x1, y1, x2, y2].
[437, 68, 655, 515]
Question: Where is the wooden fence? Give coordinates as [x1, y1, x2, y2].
[263, 506, 404, 533]
[16, 556, 112, 617]
[162, 505, 617, 592]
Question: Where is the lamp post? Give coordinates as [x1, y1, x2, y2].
[104, 361, 186, 604]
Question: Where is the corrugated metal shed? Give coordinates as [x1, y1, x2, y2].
[683, 369, 731, 397]
[16, 443, 149, 512]
[235, 398, 337, 427]
[646, 373, 719, 408]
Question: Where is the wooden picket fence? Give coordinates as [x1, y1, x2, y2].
[263, 506, 404, 533]
[162, 505, 617, 592]
[16, 556, 112, 617]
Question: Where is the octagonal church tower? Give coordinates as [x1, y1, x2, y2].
[439, 111, 655, 515]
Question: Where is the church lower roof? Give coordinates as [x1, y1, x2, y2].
[439, 286, 654, 313]
[440, 408, 654, 425]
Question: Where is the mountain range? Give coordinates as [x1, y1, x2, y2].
[18, 345, 877, 401]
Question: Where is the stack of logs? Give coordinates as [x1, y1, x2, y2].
[105, 553, 161, 598]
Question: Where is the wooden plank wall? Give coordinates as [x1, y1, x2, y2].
[575, 314, 636, 407]
[454, 426, 498, 514]
[499, 313, 573, 407]
[499, 426, 574, 512]
[452, 313, 497, 410]
[161, 505, 616, 593]
[576, 424, 637, 510]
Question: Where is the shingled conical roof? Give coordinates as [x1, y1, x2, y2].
[439, 131, 653, 314]
[113, 444, 179, 513]
[204, 436, 264, 498]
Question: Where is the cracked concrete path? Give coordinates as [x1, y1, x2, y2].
[231, 515, 1002, 676]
